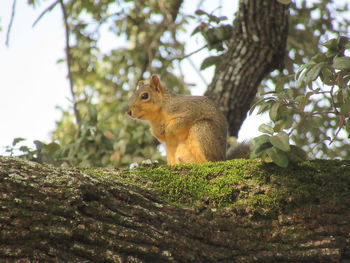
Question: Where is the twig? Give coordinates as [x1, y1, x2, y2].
[59, 0, 81, 126]
[329, 126, 342, 146]
[187, 57, 208, 86]
[171, 45, 208, 62]
[32, 0, 60, 27]
[137, 0, 183, 83]
[5, 0, 17, 47]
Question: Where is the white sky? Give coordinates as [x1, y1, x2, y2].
[0, 1, 266, 155]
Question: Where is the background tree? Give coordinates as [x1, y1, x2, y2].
[3, 0, 350, 167]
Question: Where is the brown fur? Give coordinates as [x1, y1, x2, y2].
[128, 75, 227, 165]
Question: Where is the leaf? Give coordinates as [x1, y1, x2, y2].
[195, 9, 207, 16]
[326, 49, 339, 58]
[266, 147, 289, 168]
[12, 137, 26, 146]
[297, 66, 308, 87]
[250, 135, 271, 158]
[249, 97, 266, 115]
[311, 53, 327, 63]
[336, 36, 350, 50]
[88, 105, 98, 124]
[257, 102, 273, 115]
[258, 124, 274, 135]
[34, 140, 45, 151]
[254, 142, 273, 155]
[191, 24, 202, 36]
[306, 62, 326, 84]
[200, 55, 221, 70]
[286, 145, 308, 163]
[46, 142, 60, 153]
[295, 64, 307, 81]
[19, 146, 30, 153]
[322, 39, 337, 49]
[252, 134, 270, 145]
[333, 57, 350, 70]
[269, 101, 281, 121]
[269, 131, 290, 152]
[320, 66, 334, 86]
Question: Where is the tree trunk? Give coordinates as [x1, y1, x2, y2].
[1, 156, 350, 262]
[206, 0, 289, 137]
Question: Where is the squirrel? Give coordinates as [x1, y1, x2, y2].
[127, 74, 228, 165]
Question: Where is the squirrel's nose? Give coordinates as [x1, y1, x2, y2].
[127, 110, 132, 116]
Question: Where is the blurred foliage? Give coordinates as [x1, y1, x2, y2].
[22, 0, 188, 167]
[248, 1, 350, 167]
[250, 36, 350, 167]
[3, 0, 350, 167]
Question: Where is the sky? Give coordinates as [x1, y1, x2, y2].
[0, 1, 267, 155]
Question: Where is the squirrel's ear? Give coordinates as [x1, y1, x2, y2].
[150, 74, 165, 93]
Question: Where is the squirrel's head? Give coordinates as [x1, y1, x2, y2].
[127, 74, 166, 121]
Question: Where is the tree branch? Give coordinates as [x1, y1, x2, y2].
[1, 157, 350, 262]
[5, 0, 17, 47]
[205, 0, 289, 137]
[32, 0, 60, 27]
[137, 0, 184, 84]
[59, 0, 81, 126]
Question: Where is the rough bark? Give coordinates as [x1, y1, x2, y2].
[205, 0, 289, 137]
[1, 156, 350, 262]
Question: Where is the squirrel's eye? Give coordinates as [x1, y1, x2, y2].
[140, 93, 149, 100]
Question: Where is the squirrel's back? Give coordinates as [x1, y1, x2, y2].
[164, 94, 227, 128]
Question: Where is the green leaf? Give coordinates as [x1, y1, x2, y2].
[333, 57, 350, 70]
[258, 124, 274, 135]
[19, 146, 30, 153]
[194, 9, 207, 16]
[322, 39, 337, 49]
[34, 140, 45, 151]
[320, 66, 334, 86]
[257, 101, 273, 115]
[254, 142, 273, 155]
[250, 134, 272, 159]
[311, 53, 327, 63]
[336, 36, 350, 50]
[252, 134, 270, 145]
[266, 147, 289, 168]
[269, 131, 290, 152]
[269, 101, 281, 121]
[297, 65, 310, 87]
[295, 65, 306, 81]
[250, 134, 272, 158]
[326, 49, 339, 58]
[46, 142, 60, 153]
[191, 24, 202, 36]
[200, 55, 221, 70]
[286, 145, 307, 163]
[88, 105, 98, 123]
[249, 97, 267, 115]
[12, 137, 26, 146]
[306, 62, 326, 84]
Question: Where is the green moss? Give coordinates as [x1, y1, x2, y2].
[82, 159, 350, 219]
